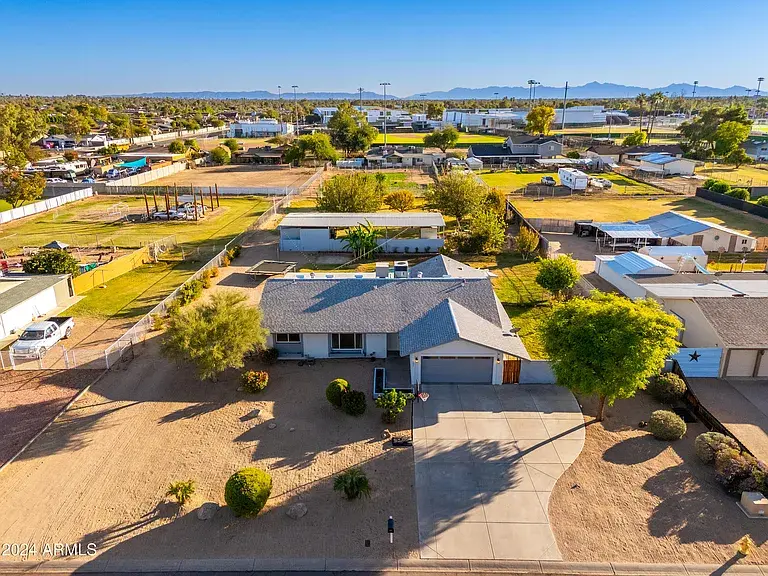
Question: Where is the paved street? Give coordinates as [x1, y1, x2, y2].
[413, 385, 585, 560]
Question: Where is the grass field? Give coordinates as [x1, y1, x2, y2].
[479, 170, 661, 195]
[0, 196, 270, 254]
[373, 132, 505, 145]
[513, 196, 768, 237]
[698, 163, 768, 186]
[554, 125, 680, 136]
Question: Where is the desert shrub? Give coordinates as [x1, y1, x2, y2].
[375, 389, 414, 424]
[325, 378, 350, 408]
[646, 373, 687, 403]
[647, 410, 687, 441]
[224, 468, 272, 517]
[166, 480, 196, 505]
[333, 468, 371, 500]
[703, 178, 718, 189]
[259, 347, 279, 365]
[695, 432, 740, 464]
[177, 279, 204, 306]
[341, 389, 367, 416]
[166, 300, 181, 317]
[209, 266, 220, 278]
[715, 449, 758, 495]
[241, 370, 269, 393]
[221, 253, 231, 267]
[757, 196, 768, 207]
[708, 180, 731, 194]
[227, 244, 243, 259]
[200, 269, 213, 289]
[150, 313, 166, 331]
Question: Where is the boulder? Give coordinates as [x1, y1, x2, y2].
[268, 422, 277, 430]
[286, 502, 308, 519]
[197, 502, 219, 520]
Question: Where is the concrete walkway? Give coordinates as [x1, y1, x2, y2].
[413, 385, 585, 560]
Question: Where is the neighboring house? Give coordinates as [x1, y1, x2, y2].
[39, 135, 76, 149]
[635, 153, 697, 176]
[594, 263, 768, 378]
[585, 144, 624, 169]
[619, 144, 683, 164]
[277, 212, 445, 253]
[0, 274, 74, 339]
[364, 146, 445, 168]
[229, 119, 295, 137]
[313, 107, 337, 125]
[638, 245, 708, 272]
[260, 255, 530, 385]
[232, 146, 287, 165]
[312, 106, 414, 129]
[743, 135, 768, 161]
[467, 135, 562, 166]
[637, 211, 757, 252]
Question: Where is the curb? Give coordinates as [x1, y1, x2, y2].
[1, 558, 766, 574]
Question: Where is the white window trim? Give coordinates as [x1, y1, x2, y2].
[275, 333, 301, 343]
[331, 333, 364, 351]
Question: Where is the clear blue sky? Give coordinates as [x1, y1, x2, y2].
[1, 0, 765, 96]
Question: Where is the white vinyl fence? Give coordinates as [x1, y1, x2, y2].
[104, 162, 187, 188]
[0, 188, 93, 224]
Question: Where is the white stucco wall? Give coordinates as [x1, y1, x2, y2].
[0, 287, 58, 339]
[661, 299, 723, 349]
[409, 339, 503, 385]
[519, 360, 556, 384]
[727, 349, 760, 377]
[674, 229, 756, 252]
[366, 333, 387, 358]
[302, 334, 330, 358]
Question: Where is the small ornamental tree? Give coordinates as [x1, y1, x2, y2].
[423, 126, 460, 152]
[209, 146, 231, 165]
[317, 172, 383, 212]
[540, 291, 682, 420]
[22, 249, 80, 275]
[161, 291, 268, 381]
[535, 255, 581, 300]
[425, 172, 484, 228]
[384, 189, 415, 212]
[482, 188, 507, 216]
[622, 130, 647, 147]
[222, 138, 240, 153]
[565, 151, 581, 159]
[326, 378, 350, 407]
[1, 170, 46, 208]
[168, 139, 186, 154]
[515, 226, 540, 260]
[725, 147, 753, 168]
[468, 209, 506, 254]
[526, 105, 556, 135]
[376, 389, 414, 424]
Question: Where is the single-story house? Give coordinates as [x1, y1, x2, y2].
[232, 146, 287, 165]
[0, 274, 74, 339]
[229, 119, 295, 137]
[637, 211, 757, 252]
[619, 144, 683, 164]
[364, 146, 445, 168]
[467, 135, 562, 166]
[742, 135, 768, 161]
[638, 245, 708, 272]
[585, 144, 624, 169]
[260, 255, 530, 385]
[277, 212, 445, 253]
[635, 153, 697, 176]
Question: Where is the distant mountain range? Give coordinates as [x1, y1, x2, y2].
[128, 82, 752, 100]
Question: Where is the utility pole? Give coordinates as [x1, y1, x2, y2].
[358, 87, 364, 111]
[528, 80, 534, 109]
[277, 85, 282, 124]
[753, 77, 765, 119]
[292, 85, 299, 134]
[380, 82, 391, 146]
[561, 82, 569, 131]
[690, 80, 698, 119]
[420, 94, 427, 114]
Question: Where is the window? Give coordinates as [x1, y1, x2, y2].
[275, 333, 301, 343]
[331, 333, 364, 350]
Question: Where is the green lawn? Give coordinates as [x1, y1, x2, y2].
[699, 163, 768, 187]
[512, 196, 768, 237]
[554, 126, 680, 136]
[373, 132, 505, 145]
[479, 170, 661, 195]
[0, 196, 270, 255]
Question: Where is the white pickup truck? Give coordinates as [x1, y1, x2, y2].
[10, 317, 75, 359]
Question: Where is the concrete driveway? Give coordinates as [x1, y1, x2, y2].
[413, 384, 584, 560]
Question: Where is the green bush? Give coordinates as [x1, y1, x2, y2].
[210, 146, 232, 165]
[209, 266, 220, 278]
[241, 370, 268, 393]
[333, 468, 371, 500]
[714, 448, 761, 495]
[177, 279, 204, 306]
[325, 378, 350, 408]
[727, 187, 750, 201]
[22, 249, 80, 276]
[221, 253, 231, 267]
[166, 480, 196, 505]
[200, 269, 214, 289]
[757, 196, 768, 207]
[647, 410, 687, 441]
[375, 389, 414, 424]
[341, 389, 367, 416]
[708, 181, 731, 194]
[703, 178, 718, 189]
[646, 373, 687, 403]
[150, 313, 166, 331]
[227, 244, 243, 259]
[224, 468, 272, 517]
[695, 431, 740, 464]
[259, 347, 279, 365]
[166, 299, 181, 317]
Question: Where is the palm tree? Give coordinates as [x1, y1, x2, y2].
[635, 93, 648, 133]
[646, 92, 666, 144]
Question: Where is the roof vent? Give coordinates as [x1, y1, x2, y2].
[375, 262, 389, 278]
[393, 260, 409, 279]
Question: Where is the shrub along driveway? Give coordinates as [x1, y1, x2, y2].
[413, 384, 584, 560]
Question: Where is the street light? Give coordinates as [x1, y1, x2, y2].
[419, 94, 426, 115]
[689, 80, 698, 119]
[527, 80, 536, 109]
[758, 77, 765, 98]
[533, 81, 541, 102]
[292, 85, 298, 133]
[380, 82, 391, 146]
[358, 87, 364, 111]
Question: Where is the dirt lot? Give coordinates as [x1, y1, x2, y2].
[146, 165, 317, 188]
[550, 392, 768, 563]
[0, 370, 97, 467]
[0, 351, 419, 561]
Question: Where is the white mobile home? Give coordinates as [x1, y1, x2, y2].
[0, 275, 74, 339]
[558, 168, 588, 190]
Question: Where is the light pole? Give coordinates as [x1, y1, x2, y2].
[277, 85, 282, 124]
[561, 81, 569, 131]
[494, 92, 499, 109]
[419, 94, 426, 115]
[754, 77, 765, 119]
[532, 81, 541, 103]
[690, 80, 698, 119]
[380, 82, 390, 146]
[292, 85, 298, 133]
[528, 80, 535, 109]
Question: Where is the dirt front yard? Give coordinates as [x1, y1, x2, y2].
[146, 165, 317, 189]
[550, 392, 768, 564]
[0, 350, 419, 561]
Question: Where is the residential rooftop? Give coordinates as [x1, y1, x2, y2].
[278, 212, 445, 228]
[0, 274, 70, 315]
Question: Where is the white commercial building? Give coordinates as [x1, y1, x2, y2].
[229, 119, 295, 137]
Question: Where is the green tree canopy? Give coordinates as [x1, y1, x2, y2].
[222, 138, 240, 153]
[284, 133, 338, 164]
[317, 172, 384, 212]
[725, 147, 753, 168]
[342, 220, 380, 258]
[426, 102, 445, 120]
[515, 226, 540, 260]
[209, 146, 231, 165]
[161, 291, 268, 381]
[22, 249, 80, 275]
[425, 172, 484, 227]
[384, 189, 415, 212]
[328, 102, 378, 155]
[468, 209, 506, 254]
[1, 169, 45, 208]
[622, 130, 647, 147]
[535, 255, 581, 300]
[679, 105, 751, 159]
[168, 139, 187, 154]
[526, 105, 556, 135]
[423, 126, 460, 152]
[541, 292, 682, 420]
[713, 121, 751, 157]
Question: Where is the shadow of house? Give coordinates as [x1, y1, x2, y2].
[603, 434, 668, 466]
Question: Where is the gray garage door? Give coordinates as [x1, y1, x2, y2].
[421, 356, 494, 384]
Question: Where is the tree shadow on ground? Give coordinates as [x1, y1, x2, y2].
[603, 435, 668, 466]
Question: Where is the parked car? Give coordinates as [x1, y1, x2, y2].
[589, 177, 613, 189]
[152, 210, 187, 221]
[10, 317, 74, 359]
[541, 176, 556, 186]
[46, 177, 67, 183]
[81, 177, 96, 183]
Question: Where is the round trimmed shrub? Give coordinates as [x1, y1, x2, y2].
[259, 347, 279, 365]
[646, 373, 687, 403]
[647, 410, 687, 441]
[695, 431, 740, 464]
[224, 468, 272, 517]
[709, 181, 731, 194]
[326, 378, 350, 408]
[341, 389, 367, 416]
[757, 196, 768, 207]
[727, 188, 750, 201]
[241, 370, 268, 393]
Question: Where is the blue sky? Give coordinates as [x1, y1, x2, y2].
[1, 0, 765, 96]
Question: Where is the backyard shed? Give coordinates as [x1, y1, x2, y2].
[637, 211, 757, 252]
[638, 245, 708, 272]
[0, 274, 74, 339]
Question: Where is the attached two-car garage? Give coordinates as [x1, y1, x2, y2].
[420, 356, 495, 384]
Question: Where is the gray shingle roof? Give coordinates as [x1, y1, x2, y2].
[694, 297, 768, 347]
[468, 144, 512, 157]
[278, 212, 445, 228]
[410, 255, 490, 279]
[0, 275, 70, 315]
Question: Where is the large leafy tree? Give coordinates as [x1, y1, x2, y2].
[0, 104, 47, 208]
[328, 102, 377, 155]
[679, 105, 751, 159]
[526, 105, 556, 135]
[22, 249, 80, 275]
[426, 102, 445, 120]
[468, 209, 506, 254]
[713, 121, 751, 157]
[622, 130, 647, 147]
[384, 189, 415, 212]
[284, 133, 338, 164]
[162, 292, 268, 381]
[316, 172, 383, 212]
[423, 126, 460, 152]
[425, 172, 484, 228]
[540, 292, 682, 421]
[535, 255, 581, 300]
[725, 147, 753, 168]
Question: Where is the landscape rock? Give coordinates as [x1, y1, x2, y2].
[197, 502, 219, 520]
[289, 427, 296, 432]
[268, 422, 277, 430]
[286, 503, 308, 519]
[381, 429, 392, 440]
